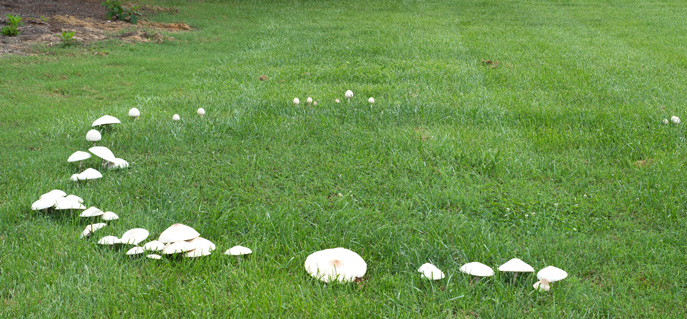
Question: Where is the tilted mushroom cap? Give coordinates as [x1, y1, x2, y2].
[107, 158, 129, 169]
[186, 237, 215, 253]
[80, 223, 107, 238]
[101, 211, 119, 221]
[92, 115, 121, 127]
[63, 195, 84, 203]
[142, 240, 165, 252]
[68, 151, 92, 163]
[418, 263, 445, 280]
[80, 206, 104, 217]
[98, 235, 122, 245]
[70, 174, 80, 182]
[225, 245, 252, 256]
[89, 146, 117, 163]
[32, 198, 56, 211]
[158, 223, 200, 243]
[77, 168, 102, 181]
[147, 254, 162, 260]
[126, 246, 145, 255]
[162, 241, 197, 254]
[537, 266, 568, 283]
[128, 108, 140, 118]
[498, 258, 535, 273]
[40, 189, 67, 201]
[460, 262, 494, 277]
[86, 130, 102, 142]
[120, 228, 150, 245]
[54, 197, 86, 210]
[304, 247, 367, 283]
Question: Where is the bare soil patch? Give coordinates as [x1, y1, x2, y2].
[0, 0, 190, 56]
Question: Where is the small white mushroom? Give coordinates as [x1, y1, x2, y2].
[498, 258, 535, 273]
[63, 195, 84, 203]
[89, 146, 117, 163]
[73, 168, 102, 181]
[98, 235, 122, 245]
[147, 254, 162, 260]
[534, 266, 568, 291]
[225, 245, 252, 256]
[128, 108, 141, 119]
[68, 151, 92, 168]
[313, 101, 318, 106]
[162, 240, 196, 254]
[86, 130, 102, 145]
[335, 99, 340, 103]
[306, 97, 313, 105]
[197, 108, 206, 118]
[172, 114, 180, 121]
[186, 237, 215, 254]
[459, 262, 494, 277]
[293, 98, 300, 106]
[418, 263, 445, 280]
[368, 97, 375, 104]
[304, 247, 367, 283]
[120, 228, 150, 245]
[142, 240, 165, 252]
[80, 223, 107, 238]
[345, 90, 353, 101]
[126, 246, 145, 255]
[80, 206, 104, 217]
[158, 223, 200, 243]
[101, 211, 119, 221]
[31, 198, 56, 211]
[671, 116, 680, 124]
[107, 158, 129, 169]
[663, 118, 670, 125]
[92, 115, 121, 127]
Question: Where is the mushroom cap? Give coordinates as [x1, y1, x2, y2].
[533, 280, 551, 291]
[184, 249, 211, 258]
[98, 235, 122, 245]
[313, 101, 318, 106]
[537, 266, 568, 283]
[368, 97, 375, 104]
[345, 90, 353, 99]
[306, 97, 313, 104]
[68, 151, 92, 163]
[120, 228, 150, 245]
[63, 195, 84, 203]
[40, 189, 67, 201]
[32, 198, 56, 211]
[77, 168, 103, 181]
[418, 263, 445, 280]
[162, 241, 197, 254]
[663, 118, 670, 124]
[101, 211, 119, 221]
[142, 240, 165, 252]
[335, 99, 340, 103]
[54, 197, 86, 210]
[293, 98, 300, 105]
[197, 108, 205, 116]
[147, 254, 162, 260]
[80, 206, 104, 217]
[172, 114, 180, 121]
[671, 116, 680, 124]
[186, 237, 215, 254]
[107, 158, 129, 169]
[304, 247, 367, 283]
[459, 262, 494, 277]
[70, 174, 80, 182]
[86, 129, 102, 142]
[128, 108, 140, 118]
[225, 245, 252, 256]
[92, 115, 121, 127]
[80, 223, 107, 238]
[498, 258, 535, 273]
[126, 246, 145, 255]
[158, 223, 200, 243]
[89, 146, 117, 162]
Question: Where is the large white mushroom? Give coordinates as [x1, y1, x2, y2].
[158, 223, 200, 243]
[498, 258, 535, 274]
[40, 189, 66, 201]
[460, 262, 494, 278]
[120, 228, 150, 245]
[86, 130, 101, 145]
[128, 108, 140, 119]
[89, 146, 117, 164]
[68, 151, 92, 168]
[31, 198, 56, 211]
[92, 115, 121, 127]
[418, 263, 445, 280]
[533, 266, 568, 291]
[304, 247, 367, 283]
[225, 245, 252, 256]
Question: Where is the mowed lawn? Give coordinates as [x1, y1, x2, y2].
[1, 0, 686, 317]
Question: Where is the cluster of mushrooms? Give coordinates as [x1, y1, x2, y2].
[31, 95, 569, 291]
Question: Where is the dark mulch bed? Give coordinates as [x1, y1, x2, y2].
[1, 0, 105, 19]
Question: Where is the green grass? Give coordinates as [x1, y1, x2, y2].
[1, 0, 687, 317]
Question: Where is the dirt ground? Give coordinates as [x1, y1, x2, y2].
[0, 0, 190, 56]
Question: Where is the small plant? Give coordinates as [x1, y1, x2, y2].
[102, 0, 141, 24]
[59, 30, 76, 47]
[1, 14, 23, 37]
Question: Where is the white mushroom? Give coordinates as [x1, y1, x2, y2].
[128, 108, 140, 119]
[498, 258, 535, 273]
[186, 237, 215, 254]
[54, 197, 86, 210]
[142, 240, 165, 252]
[671, 116, 680, 124]
[304, 247, 367, 283]
[126, 246, 145, 255]
[147, 254, 162, 260]
[63, 195, 84, 203]
[68, 151, 92, 168]
[89, 146, 117, 163]
[418, 263, 445, 280]
[80, 206, 104, 217]
[306, 97, 313, 105]
[172, 114, 180, 121]
[534, 266, 568, 291]
[459, 262, 494, 277]
[345, 90, 353, 101]
[101, 211, 119, 221]
[158, 223, 200, 243]
[162, 240, 196, 254]
[313, 101, 318, 106]
[107, 158, 129, 169]
[368, 97, 375, 104]
[98, 235, 122, 245]
[80, 223, 107, 238]
[663, 118, 670, 125]
[92, 115, 121, 127]
[335, 99, 340, 103]
[86, 130, 101, 145]
[225, 245, 252, 256]
[293, 98, 300, 106]
[120, 228, 150, 245]
[40, 189, 66, 201]
[31, 198, 56, 211]
[74, 168, 102, 181]
[197, 108, 206, 118]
